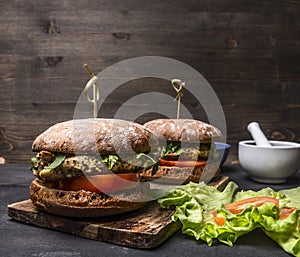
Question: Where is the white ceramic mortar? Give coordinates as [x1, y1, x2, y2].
[239, 140, 300, 183]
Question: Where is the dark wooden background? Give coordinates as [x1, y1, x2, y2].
[0, 0, 299, 163]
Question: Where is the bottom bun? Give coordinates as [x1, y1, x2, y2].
[141, 160, 220, 184]
[30, 179, 146, 218]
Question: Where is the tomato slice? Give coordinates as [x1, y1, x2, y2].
[280, 207, 297, 220]
[212, 210, 226, 226]
[224, 196, 279, 214]
[63, 173, 139, 193]
[212, 196, 280, 226]
[159, 158, 207, 167]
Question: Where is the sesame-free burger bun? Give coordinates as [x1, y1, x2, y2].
[30, 179, 146, 218]
[32, 118, 157, 155]
[143, 119, 222, 143]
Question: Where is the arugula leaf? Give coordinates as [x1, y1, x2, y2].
[151, 163, 159, 176]
[45, 153, 66, 170]
[30, 157, 39, 172]
[101, 155, 119, 169]
[136, 153, 159, 175]
[161, 142, 184, 157]
[136, 153, 157, 163]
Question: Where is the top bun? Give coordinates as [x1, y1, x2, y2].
[143, 119, 222, 143]
[32, 118, 157, 155]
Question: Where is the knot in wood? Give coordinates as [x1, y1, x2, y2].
[112, 32, 130, 41]
[228, 36, 238, 48]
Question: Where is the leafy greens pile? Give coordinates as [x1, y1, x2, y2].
[158, 182, 300, 257]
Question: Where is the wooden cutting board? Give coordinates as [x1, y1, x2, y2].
[7, 175, 229, 249]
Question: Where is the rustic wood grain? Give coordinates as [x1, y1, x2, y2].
[0, 0, 299, 163]
[7, 199, 181, 249]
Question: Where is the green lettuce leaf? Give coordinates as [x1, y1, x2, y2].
[279, 187, 300, 209]
[158, 182, 300, 256]
[158, 182, 238, 242]
[231, 186, 300, 256]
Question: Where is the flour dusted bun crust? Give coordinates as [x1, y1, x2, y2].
[143, 119, 222, 143]
[32, 118, 155, 155]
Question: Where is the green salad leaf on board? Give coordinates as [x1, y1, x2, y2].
[158, 182, 300, 257]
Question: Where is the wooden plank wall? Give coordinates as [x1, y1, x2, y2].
[0, 0, 299, 163]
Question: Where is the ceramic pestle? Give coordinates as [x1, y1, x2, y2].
[247, 122, 272, 147]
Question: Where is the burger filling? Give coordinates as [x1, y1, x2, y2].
[140, 141, 219, 177]
[161, 141, 217, 161]
[31, 150, 156, 182]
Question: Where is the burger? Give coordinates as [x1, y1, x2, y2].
[141, 119, 222, 184]
[30, 118, 157, 218]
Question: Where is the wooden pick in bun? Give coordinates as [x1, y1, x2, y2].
[141, 119, 222, 184]
[30, 118, 158, 218]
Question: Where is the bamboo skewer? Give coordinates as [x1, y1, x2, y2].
[83, 64, 100, 118]
[171, 79, 185, 119]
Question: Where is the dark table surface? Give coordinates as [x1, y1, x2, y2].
[1, 163, 299, 257]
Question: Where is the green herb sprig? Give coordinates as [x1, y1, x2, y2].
[101, 155, 119, 170]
